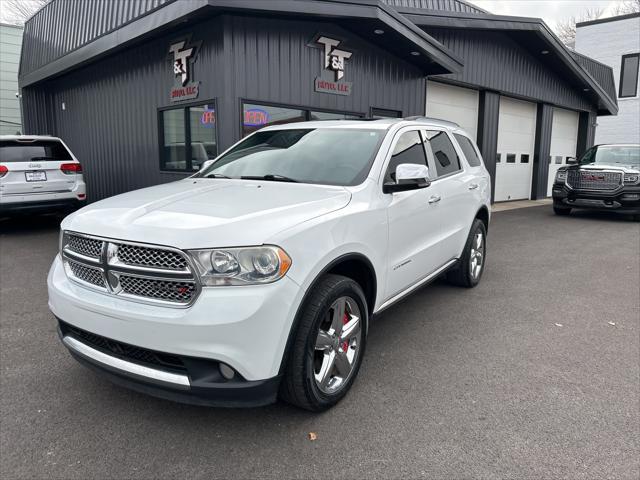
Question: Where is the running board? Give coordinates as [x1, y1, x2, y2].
[375, 258, 458, 314]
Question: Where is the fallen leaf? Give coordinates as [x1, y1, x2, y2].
[308, 432, 317, 441]
[554, 323, 563, 327]
[608, 321, 616, 326]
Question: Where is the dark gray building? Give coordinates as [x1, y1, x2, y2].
[18, 0, 617, 202]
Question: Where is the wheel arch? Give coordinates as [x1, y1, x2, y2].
[278, 253, 377, 375]
[475, 205, 490, 232]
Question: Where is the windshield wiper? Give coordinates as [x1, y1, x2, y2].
[240, 174, 298, 183]
[202, 173, 232, 179]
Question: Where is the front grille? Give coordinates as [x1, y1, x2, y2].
[116, 244, 188, 271]
[68, 260, 105, 288]
[119, 276, 197, 304]
[567, 170, 622, 191]
[68, 235, 103, 258]
[60, 321, 185, 371]
[62, 233, 199, 306]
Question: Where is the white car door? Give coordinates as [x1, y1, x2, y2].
[383, 129, 447, 299]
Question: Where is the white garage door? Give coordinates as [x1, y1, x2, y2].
[426, 81, 479, 140]
[495, 97, 537, 202]
[547, 108, 579, 196]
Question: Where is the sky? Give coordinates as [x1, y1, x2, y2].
[472, 0, 630, 31]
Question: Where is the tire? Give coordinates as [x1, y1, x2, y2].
[446, 218, 487, 288]
[279, 274, 368, 411]
[553, 206, 572, 216]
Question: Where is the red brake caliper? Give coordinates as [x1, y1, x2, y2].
[341, 312, 349, 352]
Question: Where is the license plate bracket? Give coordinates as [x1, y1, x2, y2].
[25, 171, 47, 182]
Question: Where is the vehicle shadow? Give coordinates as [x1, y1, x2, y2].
[560, 209, 637, 223]
[0, 213, 64, 234]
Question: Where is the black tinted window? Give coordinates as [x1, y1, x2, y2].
[0, 140, 72, 162]
[453, 134, 482, 167]
[424, 131, 461, 178]
[385, 130, 427, 183]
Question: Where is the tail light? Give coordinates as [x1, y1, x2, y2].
[60, 163, 82, 174]
[0, 165, 7, 178]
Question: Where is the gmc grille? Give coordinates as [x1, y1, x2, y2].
[567, 170, 622, 191]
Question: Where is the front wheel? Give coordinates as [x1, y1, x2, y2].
[279, 274, 368, 411]
[446, 218, 487, 288]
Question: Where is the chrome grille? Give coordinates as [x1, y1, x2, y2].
[67, 260, 105, 288]
[62, 232, 199, 307]
[567, 170, 622, 191]
[119, 276, 197, 304]
[68, 235, 103, 258]
[116, 244, 188, 271]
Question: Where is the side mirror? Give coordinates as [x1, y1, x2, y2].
[566, 157, 577, 165]
[383, 163, 430, 194]
[199, 159, 214, 171]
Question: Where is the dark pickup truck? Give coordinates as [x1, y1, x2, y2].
[552, 144, 640, 220]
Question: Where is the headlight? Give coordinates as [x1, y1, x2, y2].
[188, 246, 292, 286]
[623, 173, 639, 184]
[555, 170, 568, 182]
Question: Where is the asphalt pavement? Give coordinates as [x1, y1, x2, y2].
[1, 206, 638, 479]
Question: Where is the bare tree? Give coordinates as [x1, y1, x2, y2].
[555, 8, 604, 48]
[612, 0, 640, 15]
[1, 0, 51, 25]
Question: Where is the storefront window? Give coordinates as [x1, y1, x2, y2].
[160, 101, 218, 172]
[242, 102, 363, 137]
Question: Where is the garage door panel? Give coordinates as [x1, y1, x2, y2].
[495, 97, 537, 202]
[547, 108, 579, 196]
[426, 81, 479, 141]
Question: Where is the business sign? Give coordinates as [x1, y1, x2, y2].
[244, 108, 270, 127]
[200, 108, 216, 127]
[312, 35, 353, 96]
[168, 37, 201, 102]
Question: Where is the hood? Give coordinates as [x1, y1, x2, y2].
[566, 163, 640, 173]
[62, 179, 351, 248]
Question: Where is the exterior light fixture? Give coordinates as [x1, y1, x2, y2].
[374, 29, 384, 35]
[410, 51, 420, 56]
[541, 50, 549, 55]
[583, 88, 590, 92]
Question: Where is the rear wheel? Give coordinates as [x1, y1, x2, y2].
[446, 218, 487, 288]
[279, 274, 367, 411]
[553, 206, 572, 216]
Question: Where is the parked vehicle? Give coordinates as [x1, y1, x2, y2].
[0, 136, 86, 216]
[552, 144, 640, 219]
[48, 118, 491, 411]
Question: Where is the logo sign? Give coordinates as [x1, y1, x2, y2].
[312, 35, 353, 96]
[244, 108, 270, 127]
[168, 37, 201, 102]
[200, 108, 216, 127]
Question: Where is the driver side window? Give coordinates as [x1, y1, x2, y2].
[384, 130, 428, 183]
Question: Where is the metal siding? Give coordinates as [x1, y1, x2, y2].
[477, 90, 499, 202]
[382, 0, 485, 14]
[570, 51, 617, 106]
[19, 0, 176, 77]
[531, 103, 553, 200]
[425, 28, 594, 113]
[22, 14, 425, 202]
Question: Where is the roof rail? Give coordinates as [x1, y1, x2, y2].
[403, 116, 461, 128]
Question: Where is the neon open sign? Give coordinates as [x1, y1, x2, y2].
[200, 108, 216, 127]
[244, 108, 270, 127]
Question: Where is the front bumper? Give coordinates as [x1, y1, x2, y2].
[552, 184, 640, 214]
[48, 254, 304, 404]
[0, 197, 86, 214]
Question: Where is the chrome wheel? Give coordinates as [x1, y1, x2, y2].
[469, 231, 484, 280]
[313, 296, 362, 395]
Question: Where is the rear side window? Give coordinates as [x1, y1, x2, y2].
[423, 130, 461, 178]
[384, 130, 427, 183]
[0, 140, 72, 162]
[453, 133, 482, 167]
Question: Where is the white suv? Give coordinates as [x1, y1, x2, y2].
[0, 136, 86, 216]
[48, 118, 491, 411]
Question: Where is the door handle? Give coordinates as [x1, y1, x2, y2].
[468, 183, 479, 190]
[428, 194, 441, 204]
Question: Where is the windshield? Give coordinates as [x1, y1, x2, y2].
[196, 128, 385, 186]
[579, 145, 640, 167]
[0, 140, 72, 162]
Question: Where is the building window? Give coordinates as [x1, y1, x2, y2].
[241, 102, 363, 137]
[370, 107, 402, 119]
[619, 53, 639, 98]
[506, 153, 516, 163]
[159, 101, 218, 172]
[521, 154, 530, 163]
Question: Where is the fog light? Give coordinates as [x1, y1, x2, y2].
[219, 363, 235, 380]
[622, 193, 640, 201]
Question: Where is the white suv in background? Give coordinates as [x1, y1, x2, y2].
[0, 136, 86, 216]
[48, 118, 491, 411]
